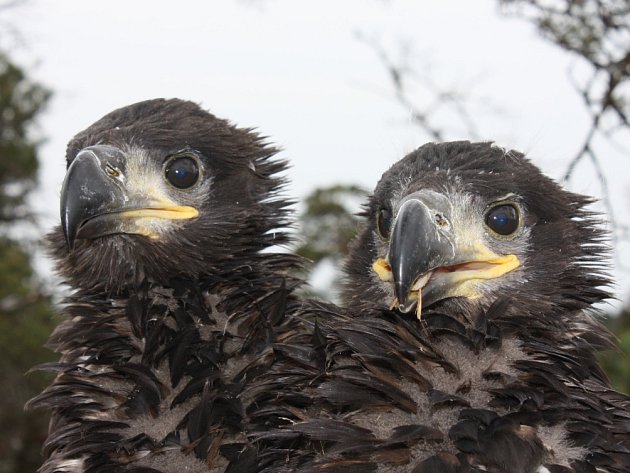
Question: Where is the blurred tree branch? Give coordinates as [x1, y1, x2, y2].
[0, 6, 54, 469]
[356, 32, 483, 142]
[296, 184, 369, 265]
[295, 184, 368, 300]
[0, 53, 51, 227]
[500, 0, 630, 244]
[359, 2, 630, 244]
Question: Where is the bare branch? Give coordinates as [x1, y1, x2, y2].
[501, 0, 630, 248]
[356, 32, 481, 142]
[562, 113, 601, 182]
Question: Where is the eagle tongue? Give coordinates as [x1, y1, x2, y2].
[411, 272, 432, 292]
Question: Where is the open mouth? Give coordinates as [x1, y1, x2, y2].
[373, 255, 519, 318]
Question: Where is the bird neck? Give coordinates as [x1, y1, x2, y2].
[417, 296, 614, 387]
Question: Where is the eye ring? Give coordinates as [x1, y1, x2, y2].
[484, 203, 520, 237]
[376, 207, 393, 239]
[164, 154, 201, 189]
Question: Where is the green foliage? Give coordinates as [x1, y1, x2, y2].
[500, 0, 629, 67]
[296, 184, 368, 264]
[0, 52, 51, 225]
[599, 310, 630, 394]
[0, 238, 57, 473]
[295, 184, 367, 300]
[0, 51, 54, 473]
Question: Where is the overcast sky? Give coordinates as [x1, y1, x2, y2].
[5, 0, 629, 308]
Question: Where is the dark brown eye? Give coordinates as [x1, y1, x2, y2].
[165, 156, 199, 189]
[485, 204, 519, 236]
[377, 207, 393, 239]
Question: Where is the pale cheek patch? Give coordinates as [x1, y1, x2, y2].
[131, 218, 172, 240]
[121, 147, 211, 239]
[125, 148, 175, 207]
[450, 192, 479, 251]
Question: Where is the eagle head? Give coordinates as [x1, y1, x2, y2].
[49, 98, 290, 293]
[343, 141, 610, 321]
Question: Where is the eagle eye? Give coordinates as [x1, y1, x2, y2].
[376, 207, 393, 239]
[164, 155, 200, 189]
[485, 204, 519, 236]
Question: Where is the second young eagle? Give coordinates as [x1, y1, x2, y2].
[251, 142, 630, 473]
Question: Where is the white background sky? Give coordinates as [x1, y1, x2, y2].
[4, 0, 629, 309]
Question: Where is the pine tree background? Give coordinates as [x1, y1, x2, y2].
[0, 51, 56, 473]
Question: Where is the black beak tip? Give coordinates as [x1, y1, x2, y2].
[64, 231, 76, 251]
[398, 301, 417, 314]
[59, 145, 126, 251]
[394, 284, 416, 314]
[61, 197, 79, 251]
[387, 194, 455, 317]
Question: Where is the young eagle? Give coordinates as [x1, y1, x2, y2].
[251, 142, 630, 472]
[28, 98, 329, 473]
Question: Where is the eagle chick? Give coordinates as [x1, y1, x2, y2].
[252, 142, 630, 473]
[28, 98, 322, 473]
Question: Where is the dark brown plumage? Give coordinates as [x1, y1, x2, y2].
[249, 142, 630, 472]
[29, 109, 629, 472]
[27, 98, 330, 473]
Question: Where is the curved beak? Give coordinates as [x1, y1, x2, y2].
[60, 145, 198, 250]
[388, 198, 455, 312]
[61, 145, 127, 249]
